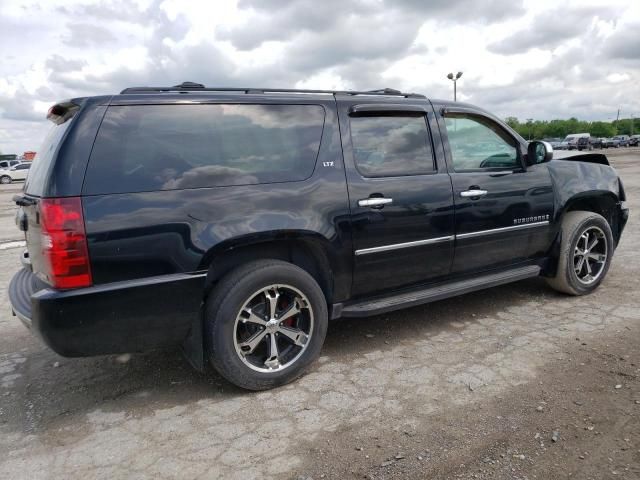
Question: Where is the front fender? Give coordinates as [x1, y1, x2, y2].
[547, 159, 621, 221]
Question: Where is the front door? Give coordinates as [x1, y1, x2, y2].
[338, 99, 455, 297]
[439, 110, 554, 275]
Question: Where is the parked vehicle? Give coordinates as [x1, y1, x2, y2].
[0, 159, 21, 170]
[602, 138, 621, 148]
[613, 135, 630, 147]
[589, 137, 602, 149]
[543, 138, 563, 149]
[0, 163, 31, 184]
[577, 137, 593, 151]
[629, 135, 640, 147]
[561, 133, 590, 150]
[8, 83, 629, 390]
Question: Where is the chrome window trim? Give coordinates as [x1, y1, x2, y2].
[455, 221, 550, 240]
[355, 236, 455, 256]
[355, 221, 550, 255]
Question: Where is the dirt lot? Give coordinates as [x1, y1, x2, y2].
[1, 150, 639, 480]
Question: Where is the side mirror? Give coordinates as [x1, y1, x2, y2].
[527, 140, 553, 165]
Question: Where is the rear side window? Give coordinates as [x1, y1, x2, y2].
[83, 104, 325, 194]
[350, 115, 434, 177]
[25, 120, 73, 196]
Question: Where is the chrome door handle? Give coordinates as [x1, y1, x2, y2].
[460, 189, 488, 198]
[358, 197, 393, 208]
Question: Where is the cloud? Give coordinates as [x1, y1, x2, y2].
[0, 89, 45, 122]
[603, 22, 640, 60]
[391, 0, 525, 22]
[0, 0, 638, 156]
[45, 55, 87, 71]
[220, 0, 525, 52]
[62, 23, 117, 47]
[488, 7, 606, 55]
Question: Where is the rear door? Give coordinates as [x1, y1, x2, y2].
[337, 98, 455, 297]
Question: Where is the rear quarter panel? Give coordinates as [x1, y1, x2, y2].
[82, 96, 353, 300]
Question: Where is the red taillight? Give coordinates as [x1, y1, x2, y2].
[40, 197, 92, 289]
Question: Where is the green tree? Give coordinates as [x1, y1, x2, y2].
[502, 116, 627, 140]
[590, 121, 616, 138]
[505, 117, 520, 130]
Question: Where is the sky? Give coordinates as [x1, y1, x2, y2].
[0, 0, 639, 154]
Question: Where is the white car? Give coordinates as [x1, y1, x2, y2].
[0, 163, 31, 184]
[0, 159, 21, 169]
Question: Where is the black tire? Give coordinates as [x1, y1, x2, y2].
[546, 211, 614, 295]
[205, 259, 328, 390]
[0, 176, 11, 184]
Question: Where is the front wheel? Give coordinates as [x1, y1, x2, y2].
[546, 211, 614, 295]
[0, 176, 11, 184]
[205, 260, 328, 390]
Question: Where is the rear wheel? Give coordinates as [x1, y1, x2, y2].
[546, 211, 613, 295]
[205, 260, 328, 390]
[0, 176, 11, 184]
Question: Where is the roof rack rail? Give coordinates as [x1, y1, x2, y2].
[120, 82, 426, 98]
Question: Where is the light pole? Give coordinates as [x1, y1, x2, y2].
[447, 71, 463, 101]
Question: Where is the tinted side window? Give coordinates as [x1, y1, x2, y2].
[350, 115, 434, 177]
[444, 114, 519, 171]
[25, 120, 74, 196]
[15, 164, 31, 170]
[84, 104, 325, 194]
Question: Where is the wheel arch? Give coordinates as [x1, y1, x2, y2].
[544, 191, 621, 278]
[560, 191, 621, 241]
[199, 231, 342, 305]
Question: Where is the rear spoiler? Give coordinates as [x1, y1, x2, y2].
[556, 153, 610, 166]
[46, 101, 80, 125]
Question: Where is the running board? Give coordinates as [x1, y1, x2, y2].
[338, 265, 541, 318]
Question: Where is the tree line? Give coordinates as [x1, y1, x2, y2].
[504, 117, 637, 140]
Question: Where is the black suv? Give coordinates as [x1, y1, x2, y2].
[576, 137, 593, 151]
[9, 83, 628, 390]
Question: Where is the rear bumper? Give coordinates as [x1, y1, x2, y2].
[8, 268, 206, 357]
[8, 267, 37, 329]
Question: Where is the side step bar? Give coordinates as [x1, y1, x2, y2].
[337, 265, 541, 318]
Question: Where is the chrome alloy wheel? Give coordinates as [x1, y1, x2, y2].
[233, 284, 314, 373]
[573, 226, 608, 285]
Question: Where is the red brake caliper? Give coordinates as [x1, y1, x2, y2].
[279, 298, 296, 327]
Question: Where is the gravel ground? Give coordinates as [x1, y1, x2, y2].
[1, 149, 639, 479]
